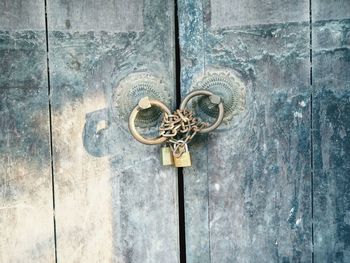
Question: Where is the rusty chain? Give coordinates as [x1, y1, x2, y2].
[159, 109, 207, 157]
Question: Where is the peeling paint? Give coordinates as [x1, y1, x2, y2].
[180, 0, 312, 262]
[47, 0, 179, 262]
[0, 29, 54, 262]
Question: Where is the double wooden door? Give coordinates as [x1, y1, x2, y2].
[1, 0, 349, 262]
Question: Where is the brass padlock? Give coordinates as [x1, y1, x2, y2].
[173, 144, 192, 168]
[161, 145, 174, 166]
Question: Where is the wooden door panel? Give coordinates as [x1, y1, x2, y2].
[179, 0, 312, 262]
[312, 0, 350, 261]
[47, 0, 179, 262]
[210, 0, 309, 27]
[178, 1, 208, 261]
[2, 1, 349, 262]
[0, 1, 55, 262]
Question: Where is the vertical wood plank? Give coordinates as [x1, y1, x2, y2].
[47, 0, 179, 262]
[180, 0, 312, 262]
[312, 1, 350, 261]
[0, 1, 55, 262]
[178, 1, 211, 262]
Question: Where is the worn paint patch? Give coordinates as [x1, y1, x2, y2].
[47, 0, 144, 32]
[178, 0, 205, 94]
[51, 94, 114, 262]
[0, 31, 47, 88]
[313, 0, 350, 22]
[313, 15, 350, 262]
[0, 30, 54, 262]
[210, 0, 309, 28]
[0, 1, 45, 30]
[313, 89, 350, 262]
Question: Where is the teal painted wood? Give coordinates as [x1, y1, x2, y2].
[179, 0, 312, 262]
[178, 1, 211, 262]
[46, 0, 179, 262]
[0, 1, 55, 262]
[210, 0, 309, 27]
[312, 0, 350, 261]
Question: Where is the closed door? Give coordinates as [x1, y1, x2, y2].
[1, 0, 349, 263]
[1, 1, 178, 262]
[179, 0, 350, 262]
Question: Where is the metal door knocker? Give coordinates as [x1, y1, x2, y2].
[128, 90, 225, 168]
[179, 90, 224, 133]
[128, 97, 171, 145]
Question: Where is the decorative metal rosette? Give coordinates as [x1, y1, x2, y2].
[192, 71, 246, 121]
[113, 72, 172, 128]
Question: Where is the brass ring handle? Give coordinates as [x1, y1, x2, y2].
[129, 97, 171, 145]
[180, 90, 224, 133]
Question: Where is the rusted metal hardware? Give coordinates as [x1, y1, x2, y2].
[128, 89, 225, 167]
[180, 89, 225, 134]
[128, 97, 171, 145]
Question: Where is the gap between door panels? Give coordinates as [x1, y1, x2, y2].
[174, 0, 315, 262]
[43, 0, 315, 262]
[44, 0, 58, 262]
[174, 0, 187, 262]
[309, 0, 314, 262]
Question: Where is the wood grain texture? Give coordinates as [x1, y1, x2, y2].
[47, 0, 179, 262]
[313, 0, 350, 21]
[211, 0, 309, 28]
[0, 0, 45, 30]
[179, 0, 312, 262]
[0, 1, 55, 262]
[48, 0, 143, 32]
[178, 1, 211, 262]
[312, 0, 350, 261]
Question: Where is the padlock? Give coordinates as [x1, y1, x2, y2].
[173, 143, 192, 168]
[161, 145, 174, 166]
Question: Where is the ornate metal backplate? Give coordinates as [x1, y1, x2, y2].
[192, 71, 246, 122]
[113, 72, 172, 128]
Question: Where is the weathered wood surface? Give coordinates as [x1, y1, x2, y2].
[47, 0, 179, 262]
[211, 0, 309, 28]
[48, 0, 144, 32]
[0, 0, 45, 30]
[178, 1, 209, 262]
[312, 0, 350, 262]
[179, 0, 312, 262]
[0, 1, 55, 262]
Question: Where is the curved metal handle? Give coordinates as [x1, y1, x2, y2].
[129, 97, 172, 145]
[180, 90, 224, 133]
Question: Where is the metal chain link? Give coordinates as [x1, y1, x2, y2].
[159, 109, 207, 157]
